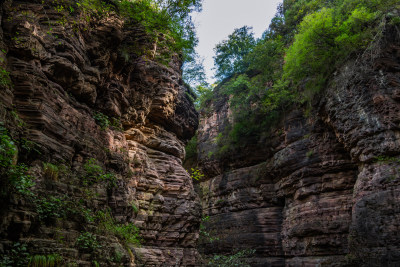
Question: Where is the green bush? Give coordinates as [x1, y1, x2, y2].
[375, 156, 400, 163]
[96, 209, 141, 246]
[0, 242, 30, 267]
[93, 112, 110, 130]
[83, 158, 104, 180]
[199, 216, 219, 243]
[76, 232, 101, 252]
[110, 117, 123, 131]
[83, 158, 117, 188]
[36, 196, 67, 222]
[283, 4, 379, 101]
[78, 206, 96, 223]
[7, 164, 35, 197]
[0, 123, 17, 169]
[112, 223, 141, 245]
[19, 138, 41, 155]
[0, 66, 11, 88]
[190, 167, 204, 181]
[0, 124, 35, 197]
[130, 201, 139, 214]
[195, 85, 214, 110]
[185, 135, 197, 160]
[76, 0, 114, 17]
[28, 254, 63, 267]
[206, 249, 255, 267]
[42, 163, 59, 181]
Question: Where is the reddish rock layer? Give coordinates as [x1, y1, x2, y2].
[197, 25, 400, 266]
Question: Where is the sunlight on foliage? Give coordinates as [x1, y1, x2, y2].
[283, 5, 378, 100]
[72, 0, 205, 87]
[209, 0, 400, 156]
[190, 167, 204, 181]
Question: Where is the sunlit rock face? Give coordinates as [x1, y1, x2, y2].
[196, 27, 400, 266]
[0, 0, 200, 266]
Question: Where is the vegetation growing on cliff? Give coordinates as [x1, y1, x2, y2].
[0, 124, 35, 198]
[0, 0, 206, 264]
[0, 108, 135, 264]
[117, 0, 202, 62]
[208, 0, 400, 156]
[205, 249, 255, 267]
[44, 0, 204, 85]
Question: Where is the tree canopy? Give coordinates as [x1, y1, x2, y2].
[213, 26, 256, 80]
[208, 0, 400, 156]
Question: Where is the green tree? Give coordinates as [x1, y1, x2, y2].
[194, 84, 213, 109]
[154, 0, 202, 19]
[115, 0, 202, 64]
[283, 3, 380, 102]
[213, 26, 256, 80]
[182, 54, 207, 86]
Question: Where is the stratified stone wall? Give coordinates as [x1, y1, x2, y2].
[197, 25, 400, 266]
[0, 1, 200, 266]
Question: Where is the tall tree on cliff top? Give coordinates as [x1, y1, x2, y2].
[213, 26, 256, 81]
[154, 0, 202, 18]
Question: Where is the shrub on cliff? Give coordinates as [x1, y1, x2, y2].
[283, 3, 381, 103]
[82, 158, 117, 189]
[116, 0, 202, 68]
[50, 0, 204, 85]
[0, 124, 16, 170]
[95, 209, 141, 246]
[0, 123, 35, 198]
[0, 66, 11, 88]
[205, 249, 255, 267]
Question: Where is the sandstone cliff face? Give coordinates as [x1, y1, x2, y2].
[197, 26, 400, 266]
[0, 1, 200, 266]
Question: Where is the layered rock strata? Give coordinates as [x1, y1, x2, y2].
[197, 26, 400, 266]
[0, 0, 200, 266]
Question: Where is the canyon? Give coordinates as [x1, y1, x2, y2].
[0, 0, 399, 266]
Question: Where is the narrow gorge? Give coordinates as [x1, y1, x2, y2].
[0, 0, 399, 266]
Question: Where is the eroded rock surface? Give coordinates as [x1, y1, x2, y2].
[0, 0, 200, 266]
[196, 26, 400, 266]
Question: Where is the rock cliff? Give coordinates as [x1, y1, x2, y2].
[1, 1, 400, 266]
[0, 0, 200, 266]
[196, 25, 400, 266]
